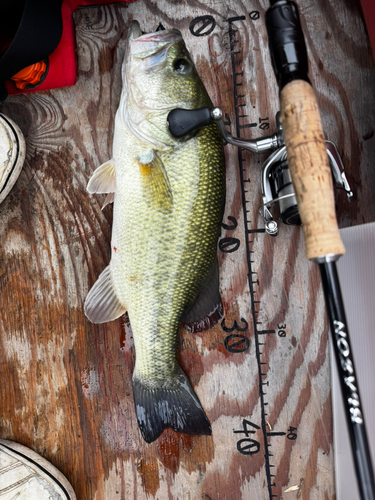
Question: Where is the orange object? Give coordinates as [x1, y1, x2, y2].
[11, 60, 47, 90]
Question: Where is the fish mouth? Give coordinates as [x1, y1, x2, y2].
[133, 29, 182, 43]
[128, 21, 142, 41]
[128, 21, 182, 59]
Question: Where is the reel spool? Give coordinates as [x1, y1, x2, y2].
[260, 138, 354, 236]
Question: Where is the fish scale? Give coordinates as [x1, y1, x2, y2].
[112, 125, 224, 380]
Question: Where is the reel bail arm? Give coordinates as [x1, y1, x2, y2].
[168, 106, 283, 154]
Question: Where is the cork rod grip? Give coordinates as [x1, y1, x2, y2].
[280, 80, 345, 261]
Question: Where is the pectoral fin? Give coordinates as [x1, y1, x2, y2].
[137, 150, 172, 210]
[87, 160, 116, 194]
[182, 258, 223, 333]
[84, 265, 126, 324]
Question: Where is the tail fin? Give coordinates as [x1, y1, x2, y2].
[132, 368, 212, 443]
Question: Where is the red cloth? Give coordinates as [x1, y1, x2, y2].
[67, 0, 136, 9]
[360, 0, 375, 57]
[6, 0, 136, 95]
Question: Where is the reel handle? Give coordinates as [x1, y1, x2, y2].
[267, 0, 345, 261]
[167, 107, 212, 138]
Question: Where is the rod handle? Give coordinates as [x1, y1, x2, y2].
[280, 79, 345, 260]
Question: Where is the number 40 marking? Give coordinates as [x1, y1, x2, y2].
[233, 419, 261, 455]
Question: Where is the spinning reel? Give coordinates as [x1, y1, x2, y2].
[168, 107, 354, 236]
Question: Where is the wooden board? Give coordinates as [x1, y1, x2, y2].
[0, 1, 374, 499]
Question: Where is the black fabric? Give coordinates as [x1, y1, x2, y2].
[0, 0, 64, 100]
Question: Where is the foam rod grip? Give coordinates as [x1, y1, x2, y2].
[280, 79, 345, 261]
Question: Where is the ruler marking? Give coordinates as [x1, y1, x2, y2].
[239, 122, 257, 128]
[227, 16, 273, 500]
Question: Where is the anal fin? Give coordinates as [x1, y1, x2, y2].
[84, 265, 126, 324]
[182, 257, 223, 333]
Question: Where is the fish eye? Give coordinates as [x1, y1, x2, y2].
[173, 58, 192, 74]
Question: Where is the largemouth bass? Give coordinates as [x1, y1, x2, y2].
[85, 22, 225, 443]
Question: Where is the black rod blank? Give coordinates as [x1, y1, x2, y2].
[320, 262, 375, 500]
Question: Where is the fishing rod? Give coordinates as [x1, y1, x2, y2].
[265, 2, 375, 498]
[167, 1, 375, 498]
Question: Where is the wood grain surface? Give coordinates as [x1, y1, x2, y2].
[0, 1, 374, 499]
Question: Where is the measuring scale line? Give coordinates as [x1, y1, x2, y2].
[226, 16, 275, 499]
[240, 123, 257, 128]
